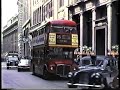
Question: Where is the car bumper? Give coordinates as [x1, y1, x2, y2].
[67, 83, 105, 88]
[18, 66, 30, 69]
[7, 66, 18, 67]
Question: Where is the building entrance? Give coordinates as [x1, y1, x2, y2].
[96, 28, 105, 55]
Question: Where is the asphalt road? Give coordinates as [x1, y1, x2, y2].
[1, 62, 70, 89]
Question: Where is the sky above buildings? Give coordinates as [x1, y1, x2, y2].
[2, 0, 18, 31]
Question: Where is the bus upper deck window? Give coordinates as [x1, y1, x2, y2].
[52, 26, 63, 33]
[70, 27, 76, 33]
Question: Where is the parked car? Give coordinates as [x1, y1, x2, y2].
[6, 56, 19, 69]
[67, 55, 119, 89]
[17, 59, 31, 72]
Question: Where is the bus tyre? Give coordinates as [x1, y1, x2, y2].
[7, 66, 9, 69]
[43, 68, 50, 80]
[68, 85, 77, 88]
[32, 65, 35, 75]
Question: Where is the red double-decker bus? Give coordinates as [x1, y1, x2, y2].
[30, 20, 78, 79]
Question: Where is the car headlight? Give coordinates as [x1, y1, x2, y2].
[90, 73, 102, 84]
[68, 72, 73, 78]
[91, 73, 100, 78]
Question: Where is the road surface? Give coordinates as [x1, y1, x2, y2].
[2, 62, 70, 89]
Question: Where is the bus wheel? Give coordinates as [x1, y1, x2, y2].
[18, 68, 21, 72]
[32, 65, 35, 75]
[43, 68, 50, 80]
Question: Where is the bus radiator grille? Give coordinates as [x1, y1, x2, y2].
[56, 65, 70, 76]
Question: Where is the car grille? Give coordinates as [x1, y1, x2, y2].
[56, 64, 70, 77]
[79, 72, 89, 84]
[10, 62, 15, 66]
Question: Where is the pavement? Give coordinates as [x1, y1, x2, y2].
[1, 62, 6, 68]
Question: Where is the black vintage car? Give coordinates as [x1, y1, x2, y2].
[67, 55, 119, 89]
[6, 56, 19, 69]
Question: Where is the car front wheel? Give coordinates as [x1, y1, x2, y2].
[7, 66, 9, 69]
[7, 64, 9, 69]
[68, 85, 77, 88]
[68, 80, 78, 88]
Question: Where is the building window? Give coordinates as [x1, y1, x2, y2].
[39, 7, 41, 23]
[59, 0, 64, 8]
[33, 0, 34, 6]
[33, 11, 35, 25]
[42, 5, 43, 21]
[37, 8, 39, 24]
[96, 6, 107, 19]
[35, 10, 37, 24]
[49, 1, 53, 18]
[43, 6, 45, 21]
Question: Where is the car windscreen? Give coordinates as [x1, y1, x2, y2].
[7, 57, 18, 61]
[81, 58, 103, 67]
[81, 59, 91, 66]
[96, 59, 103, 66]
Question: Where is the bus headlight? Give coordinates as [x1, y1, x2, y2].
[50, 66, 53, 70]
[73, 67, 76, 70]
[49, 65, 55, 70]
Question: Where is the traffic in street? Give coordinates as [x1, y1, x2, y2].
[2, 0, 119, 90]
[2, 62, 69, 89]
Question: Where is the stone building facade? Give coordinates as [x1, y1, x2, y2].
[68, 0, 118, 55]
[17, 0, 118, 57]
[17, 0, 31, 58]
[30, 0, 69, 32]
[2, 15, 18, 54]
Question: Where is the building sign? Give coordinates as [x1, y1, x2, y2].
[75, 6, 80, 14]
[85, 1, 93, 10]
[72, 34, 78, 46]
[32, 34, 45, 46]
[49, 33, 56, 45]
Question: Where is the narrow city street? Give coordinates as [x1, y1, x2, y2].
[1, 0, 119, 89]
[2, 62, 70, 89]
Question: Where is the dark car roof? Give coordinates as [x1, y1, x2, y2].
[81, 55, 117, 61]
[81, 55, 106, 60]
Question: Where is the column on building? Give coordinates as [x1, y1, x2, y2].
[107, 2, 112, 51]
[92, 6, 96, 53]
[79, 11, 83, 53]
